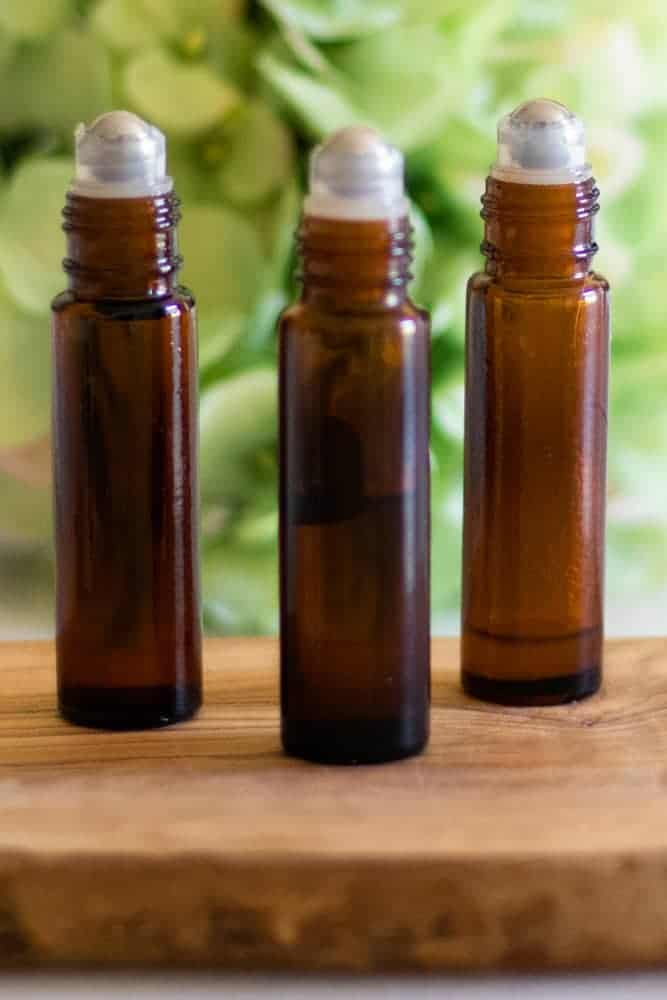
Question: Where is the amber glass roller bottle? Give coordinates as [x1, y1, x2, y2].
[279, 127, 431, 763]
[461, 100, 610, 705]
[51, 112, 202, 728]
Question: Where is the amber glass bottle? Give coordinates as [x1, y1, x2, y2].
[280, 128, 430, 763]
[51, 112, 202, 728]
[461, 100, 610, 705]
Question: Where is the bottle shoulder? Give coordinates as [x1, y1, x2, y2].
[280, 298, 429, 334]
[588, 270, 610, 293]
[467, 270, 610, 299]
[51, 286, 196, 319]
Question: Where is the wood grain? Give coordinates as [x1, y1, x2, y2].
[0, 637, 667, 969]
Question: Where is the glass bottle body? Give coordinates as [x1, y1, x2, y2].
[51, 194, 202, 728]
[461, 179, 610, 704]
[280, 216, 430, 763]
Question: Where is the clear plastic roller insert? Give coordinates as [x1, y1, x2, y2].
[491, 99, 592, 185]
[304, 125, 409, 220]
[70, 110, 173, 199]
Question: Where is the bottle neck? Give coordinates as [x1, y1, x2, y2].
[481, 176, 599, 281]
[63, 191, 181, 299]
[298, 214, 412, 311]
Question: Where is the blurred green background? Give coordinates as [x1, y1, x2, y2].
[0, 0, 665, 637]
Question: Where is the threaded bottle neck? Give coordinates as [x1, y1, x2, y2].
[62, 192, 181, 299]
[481, 176, 599, 280]
[298, 214, 413, 310]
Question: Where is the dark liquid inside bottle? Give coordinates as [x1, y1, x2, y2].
[283, 486, 428, 761]
[280, 215, 430, 763]
[52, 194, 202, 728]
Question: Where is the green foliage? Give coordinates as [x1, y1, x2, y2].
[124, 48, 240, 137]
[260, 23, 466, 152]
[0, 29, 112, 136]
[199, 368, 277, 513]
[0, 0, 665, 632]
[203, 539, 278, 634]
[216, 101, 294, 207]
[0, 470, 52, 546]
[258, 0, 401, 39]
[180, 202, 265, 358]
[0, 278, 51, 449]
[91, 0, 157, 52]
[0, 157, 72, 315]
[0, 0, 72, 39]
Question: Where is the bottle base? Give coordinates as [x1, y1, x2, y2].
[58, 684, 202, 730]
[282, 716, 428, 765]
[461, 666, 600, 706]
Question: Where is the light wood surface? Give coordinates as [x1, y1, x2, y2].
[1, 637, 667, 970]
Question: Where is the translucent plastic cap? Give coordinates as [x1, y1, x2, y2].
[304, 126, 409, 220]
[491, 99, 592, 185]
[70, 111, 173, 198]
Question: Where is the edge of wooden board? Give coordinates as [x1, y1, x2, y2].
[0, 847, 665, 969]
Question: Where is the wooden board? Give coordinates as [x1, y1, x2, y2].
[1, 637, 667, 970]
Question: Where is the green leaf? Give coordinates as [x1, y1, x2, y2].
[605, 246, 665, 359]
[605, 117, 665, 245]
[403, 0, 475, 20]
[433, 376, 465, 448]
[0, 29, 112, 137]
[0, 0, 71, 38]
[257, 177, 300, 280]
[0, 30, 14, 76]
[92, 0, 247, 56]
[198, 312, 246, 373]
[423, 241, 482, 343]
[501, 0, 573, 40]
[258, 0, 400, 39]
[234, 508, 278, 546]
[259, 51, 362, 138]
[430, 462, 463, 613]
[0, 278, 51, 448]
[208, 180, 299, 373]
[329, 25, 457, 150]
[139, 0, 244, 38]
[124, 48, 240, 137]
[203, 539, 278, 635]
[260, 0, 468, 37]
[520, 20, 647, 125]
[0, 156, 70, 316]
[204, 18, 257, 89]
[609, 354, 667, 495]
[0, 547, 53, 634]
[90, 0, 155, 53]
[261, 24, 464, 151]
[411, 116, 494, 240]
[179, 202, 265, 345]
[199, 368, 277, 509]
[606, 520, 667, 602]
[167, 141, 217, 204]
[217, 101, 294, 207]
[0, 468, 52, 546]
[277, 21, 337, 74]
[441, 0, 517, 79]
[408, 199, 433, 304]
